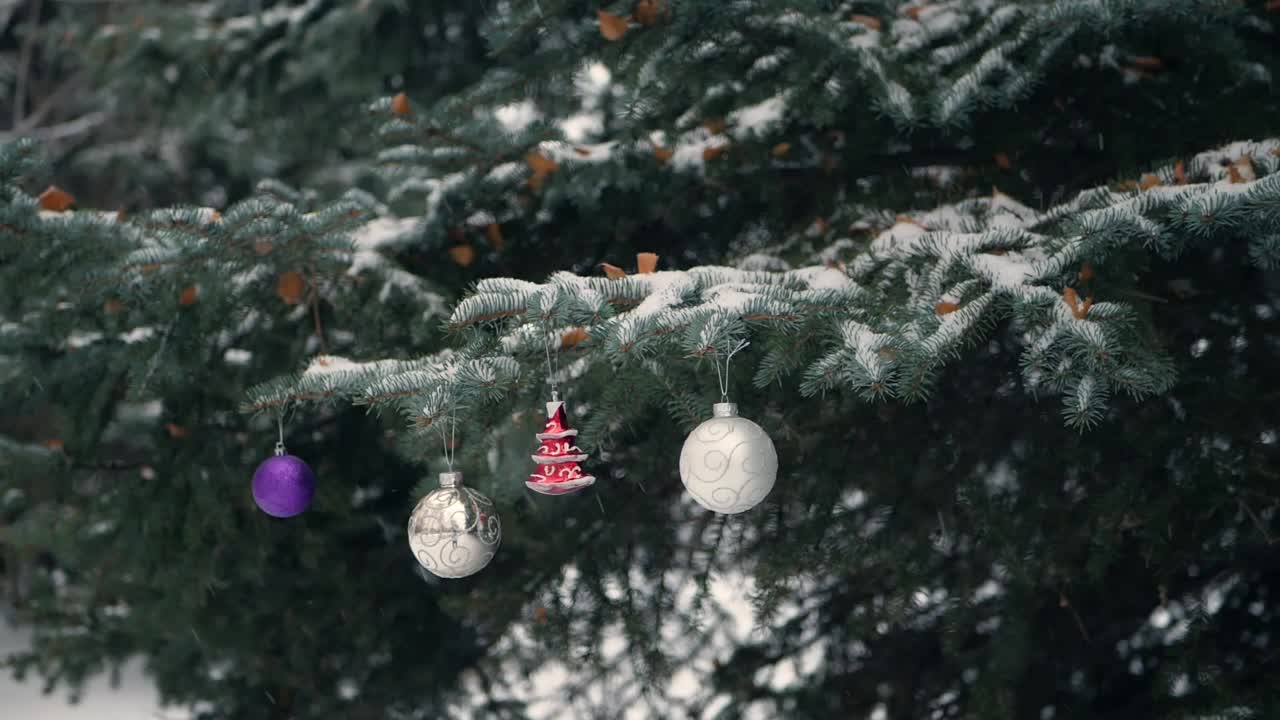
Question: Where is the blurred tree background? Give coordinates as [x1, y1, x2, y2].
[2, 1, 1280, 719]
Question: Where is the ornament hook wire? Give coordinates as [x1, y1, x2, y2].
[713, 339, 750, 403]
[436, 387, 460, 472]
[442, 405, 456, 472]
[542, 327, 561, 402]
[274, 400, 298, 456]
[274, 409, 286, 456]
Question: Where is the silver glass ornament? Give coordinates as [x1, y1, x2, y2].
[679, 402, 778, 514]
[408, 471, 501, 578]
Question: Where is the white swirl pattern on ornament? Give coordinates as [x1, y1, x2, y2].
[679, 415, 777, 514]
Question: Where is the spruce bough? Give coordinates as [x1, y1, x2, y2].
[2, 1, 1279, 718]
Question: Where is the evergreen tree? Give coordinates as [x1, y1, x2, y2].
[3, 1, 1280, 719]
[2, 0, 490, 206]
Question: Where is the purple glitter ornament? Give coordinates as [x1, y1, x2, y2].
[251, 452, 315, 518]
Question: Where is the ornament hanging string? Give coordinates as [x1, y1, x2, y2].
[542, 328, 561, 402]
[435, 389, 463, 471]
[713, 340, 750, 403]
[441, 402, 457, 471]
[274, 401, 296, 457]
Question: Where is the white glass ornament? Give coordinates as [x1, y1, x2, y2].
[408, 471, 501, 578]
[679, 402, 777, 514]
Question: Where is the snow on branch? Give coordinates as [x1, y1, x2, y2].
[443, 140, 1280, 429]
[232, 139, 1278, 431]
[452, 265, 861, 354]
[1, 153, 450, 399]
[241, 351, 523, 430]
[363, 0, 1279, 266]
[348, 216, 447, 313]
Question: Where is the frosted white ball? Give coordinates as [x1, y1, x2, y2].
[408, 472, 501, 579]
[679, 403, 777, 514]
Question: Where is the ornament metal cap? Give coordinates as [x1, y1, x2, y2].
[712, 402, 739, 418]
[439, 471, 464, 488]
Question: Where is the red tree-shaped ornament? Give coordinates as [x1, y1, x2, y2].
[526, 400, 595, 496]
